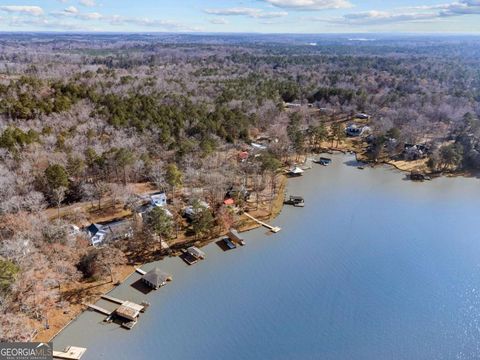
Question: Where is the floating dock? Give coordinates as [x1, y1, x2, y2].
[244, 213, 281, 233]
[53, 346, 87, 359]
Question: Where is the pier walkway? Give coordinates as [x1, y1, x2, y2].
[244, 213, 281, 233]
[86, 304, 112, 316]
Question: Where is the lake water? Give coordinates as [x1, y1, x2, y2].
[53, 154, 480, 360]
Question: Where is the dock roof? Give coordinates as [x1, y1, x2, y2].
[142, 268, 171, 288]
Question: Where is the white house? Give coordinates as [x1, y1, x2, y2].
[346, 124, 371, 137]
[150, 192, 167, 207]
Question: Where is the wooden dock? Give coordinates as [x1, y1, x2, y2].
[86, 304, 112, 316]
[101, 294, 124, 304]
[244, 213, 281, 233]
[53, 346, 87, 360]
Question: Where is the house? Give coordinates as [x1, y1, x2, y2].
[355, 113, 371, 119]
[404, 144, 429, 160]
[225, 186, 249, 202]
[141, 268, 172, 290]
[184, 200, 210, 221]
[138, 204, 173, 218]
[86, 220, 133, 247]
[86, 223, 107, 247]
[346, 124, 370, 137]
[150, 192, 167, 207]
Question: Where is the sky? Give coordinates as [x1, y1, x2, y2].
[0, 0, 479, 33]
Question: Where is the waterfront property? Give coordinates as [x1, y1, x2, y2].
[85, 220, 133, 247]
[141, 268, 172, 289]
[52, 153, 480, 360]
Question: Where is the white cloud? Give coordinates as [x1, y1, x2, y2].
[209, 18, 229, 25]
[0, 5, 44, 16]
[261, 0, 352, 10]
[79, 0, 96, 7]
[204, 7, 288, 18]
[64, 6, 78, 14]
[80, 12, 102, 20]
[317, 0, 480, 25]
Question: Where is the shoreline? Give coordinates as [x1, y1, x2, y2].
[41, 146, 472, 343]
[40, 174, 288, 343]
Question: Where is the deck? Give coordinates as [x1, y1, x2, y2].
[86, 304, 112, 316]
[53, 346, 87, 360]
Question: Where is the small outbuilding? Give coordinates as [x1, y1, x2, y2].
[141, 268, 172, 290]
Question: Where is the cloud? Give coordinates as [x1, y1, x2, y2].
[204, 7, 288, 18]
[108, 15, 201, 31]
[261, 0, 352, 10]
[79, 0, 96, 7]
[0, 5, 44, 16]
[209, 18, 229, 25]
[64, 6, 78, 14]
[318, 0, 480, 25]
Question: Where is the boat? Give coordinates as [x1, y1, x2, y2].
[121, 320, 137, 330]
[284, 195, 305, 207]
[222, 238, 237, 249]
[317, 157, 332, 166]
[357, 166, 365, 170]
[410, 172, 431, 181]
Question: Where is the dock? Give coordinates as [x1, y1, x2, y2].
[244, 213, 281, 233]
[101, 294, 124, 304]
[53, 346, 87, 360]
[86, 304, 112, 316]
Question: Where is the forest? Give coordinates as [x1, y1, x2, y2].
[1, 33, 480, 340]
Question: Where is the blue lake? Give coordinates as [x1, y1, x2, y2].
[53, 154, 480, 360]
